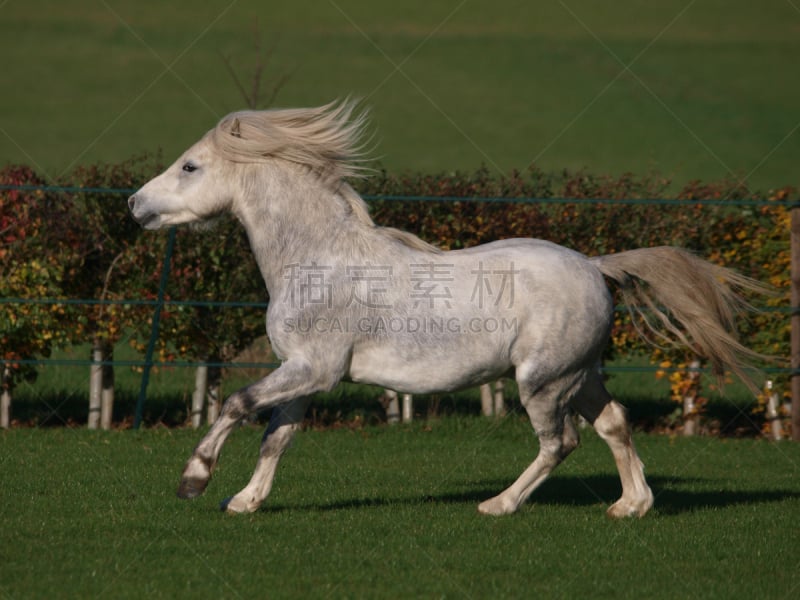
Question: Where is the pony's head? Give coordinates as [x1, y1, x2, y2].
[128, 100, 368, 230]
[128, 132, 230, 230]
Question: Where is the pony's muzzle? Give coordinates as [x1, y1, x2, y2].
[127, 194, 145, 224]
[128, 194, 159, 229]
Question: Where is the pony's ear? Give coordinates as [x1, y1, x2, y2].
[230, 118, 242, 138]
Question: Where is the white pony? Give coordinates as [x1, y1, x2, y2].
[129, 101, 762, 516]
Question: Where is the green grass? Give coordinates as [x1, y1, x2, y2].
[1, 1, 798, 189]
[1, 419, 798, 598]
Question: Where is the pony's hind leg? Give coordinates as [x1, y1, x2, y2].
[222, 396, 311, 514]
[572, 372, 654, 518]
[478, 370, 583, 516]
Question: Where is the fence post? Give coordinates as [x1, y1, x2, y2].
[134, 226, 177, 429]
[401, 393, 413, 423]
[764, 380, 784, 441]
[682, 359, 702, 436]
[493, 380, 506, 417]
[480, 383, 493, 416]
[0, 365, 10, 428]
[88, 340, 103, 429]
[191, 364, 208, 429]
[100, 343, 114, 430]
[792, 208, 800, 441]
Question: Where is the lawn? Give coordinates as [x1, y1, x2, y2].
[1, 419, 798, 598]
[2, 5, 798, 594]
[1, 1, 798, 189]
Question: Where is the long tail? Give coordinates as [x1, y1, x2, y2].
[591, 246, 769, 392]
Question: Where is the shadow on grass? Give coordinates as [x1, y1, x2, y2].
[9, 389, 191, 427]
[14, 388, 765, 435]
[257, 474, 800, 516]
[534, 475, 800, 515]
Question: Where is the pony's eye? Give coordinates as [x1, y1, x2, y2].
[182, 162, 198, 173]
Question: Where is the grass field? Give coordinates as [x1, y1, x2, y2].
[1, 1, 798, 189]
[3, 5, 798, 595]
[1, 419, 798, 598]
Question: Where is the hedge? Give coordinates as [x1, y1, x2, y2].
[1, 160, 794, 424]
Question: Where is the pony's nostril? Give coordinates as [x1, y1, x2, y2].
[128, 195, 136, 211]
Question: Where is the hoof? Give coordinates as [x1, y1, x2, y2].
[221, 495, 258, 514]
[177, 456, 213, 499]
[606, 492, 654, 519]
[606, 501, 639, 519]
[177, 476, 209, 500]
[477, 495, 517, 516]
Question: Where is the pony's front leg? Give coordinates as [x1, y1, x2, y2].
[221, 396, 311, 514]
[177, 358, 329, 502]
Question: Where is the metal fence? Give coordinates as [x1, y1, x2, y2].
[1, 184, 796, 431]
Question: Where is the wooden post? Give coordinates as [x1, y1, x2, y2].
[401, 393, 413, 423]
[480, 383, 493, 416]
[100, 343, 114, 430]
[191, 365, 208, 429]
[764, 380, 783, 441]
[493, 380, 506, 417]
[792, 208, 800, 441]
[682, 359, 702, 436]
[88, 339, 102, 429]
[0, 365, 11, 429]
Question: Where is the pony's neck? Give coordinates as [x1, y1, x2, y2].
[233, 166, 375, 295]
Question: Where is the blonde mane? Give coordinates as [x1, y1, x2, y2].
[211, 100, 369, 181]
[212, 100, 441, 254]
[338, 183, 442, 254]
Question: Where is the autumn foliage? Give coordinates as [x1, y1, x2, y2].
[0, 160, 793, 419]
[1, 166, 73, 388]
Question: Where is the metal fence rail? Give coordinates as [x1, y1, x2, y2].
[1, 184, 794, 431]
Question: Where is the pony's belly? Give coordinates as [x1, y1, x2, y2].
[347, 345, 510, 394]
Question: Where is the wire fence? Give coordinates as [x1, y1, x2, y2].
[2, 184, 794, 428]
[4, 183, 793, 373]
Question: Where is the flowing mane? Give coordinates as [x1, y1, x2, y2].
[338, 183, 442, 254]
[210, 100, 369, 181]
[212, 100, 441, 254]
